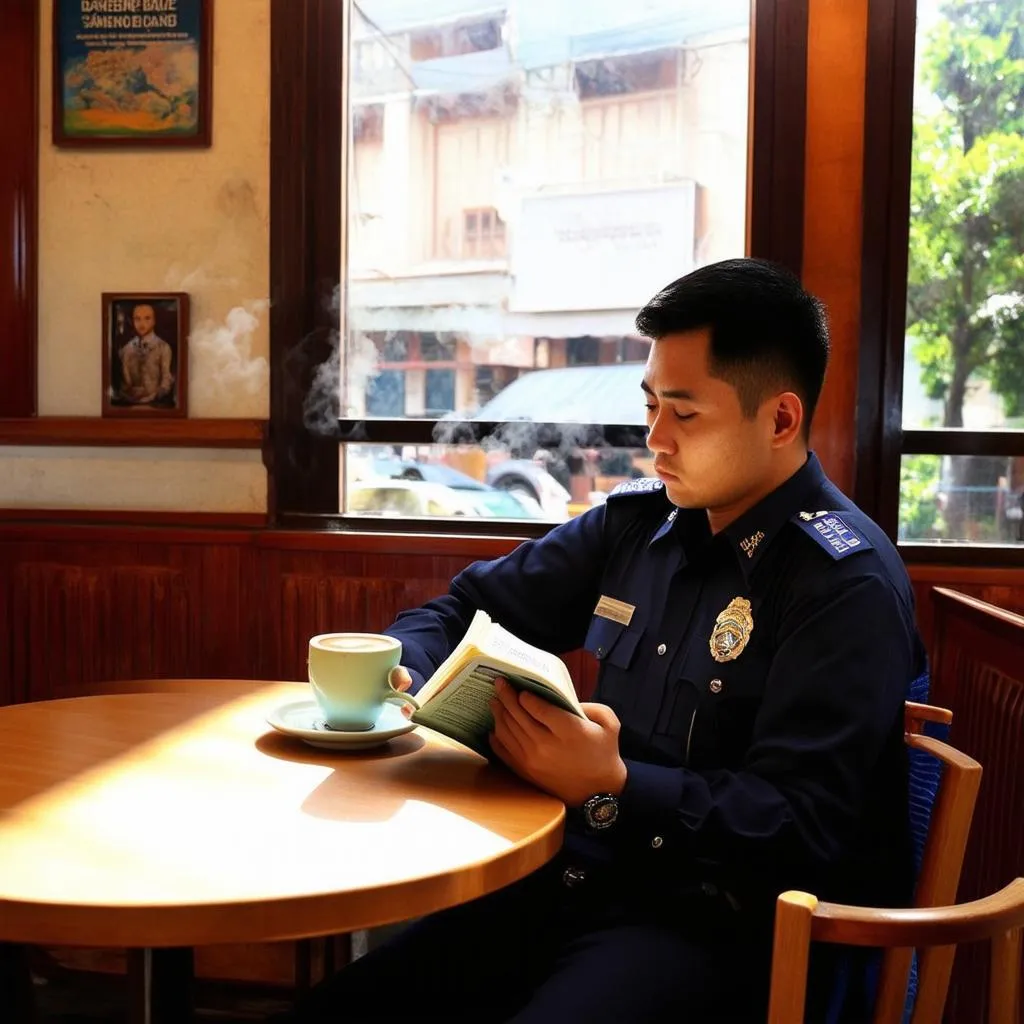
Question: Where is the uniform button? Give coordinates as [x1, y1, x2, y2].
[657, 643, 667, 656]
[562, 866, 586, 888]
[596, 646, 604, 658]
[709, 678, 723, 694]
[651, 836, 664, 849]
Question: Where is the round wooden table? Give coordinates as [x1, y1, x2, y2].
[0, 680, 565, 1020]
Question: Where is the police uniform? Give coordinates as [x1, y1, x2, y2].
[288, 453, 925, 1024]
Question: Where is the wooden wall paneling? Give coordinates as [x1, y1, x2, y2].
[0, 541, 13, 706]
[802, 0, 870, 495]
[927, 588, 1024, 1023]
[0, 0, 38, 418]
[909, 567, 1024, 653]
[10, 562, 192, 702]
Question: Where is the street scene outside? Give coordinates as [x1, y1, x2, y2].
[342, 0, 1022, 542]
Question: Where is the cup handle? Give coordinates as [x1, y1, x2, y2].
[386, 667, 420, 711]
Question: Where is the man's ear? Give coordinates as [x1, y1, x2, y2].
[770, 391, 804, 446]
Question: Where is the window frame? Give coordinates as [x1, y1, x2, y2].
[0, 0, 39, 419]
[269, 0, 811, 533]
[855, 0, 1024, 566]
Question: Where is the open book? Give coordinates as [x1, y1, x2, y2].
[411, 610, 584, 757]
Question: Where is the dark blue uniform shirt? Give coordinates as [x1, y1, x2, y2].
[386, 454, 925, 919]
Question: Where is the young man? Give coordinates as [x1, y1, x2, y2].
[285, 258, 925, 1023]
[119, 303, 175, 405]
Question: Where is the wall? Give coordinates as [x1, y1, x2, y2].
[0, 0, 270, 514]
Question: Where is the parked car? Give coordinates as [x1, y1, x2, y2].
[361, 459, 544, 519]
[484, 459, 571, 520]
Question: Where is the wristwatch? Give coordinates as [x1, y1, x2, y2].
[582, 792, 620, 831]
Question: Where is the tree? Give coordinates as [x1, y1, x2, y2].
[905, 0, 1024, 536]
[908, 0, 1024, 425]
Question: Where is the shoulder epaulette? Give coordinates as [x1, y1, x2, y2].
[608, 477, 665, 498]
[791, 510, 873, 560]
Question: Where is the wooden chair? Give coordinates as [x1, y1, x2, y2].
[769, 703, 984, 1022]
[767, 877, 1024, 1024]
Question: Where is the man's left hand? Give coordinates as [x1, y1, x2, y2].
[489, 679, 627, 807]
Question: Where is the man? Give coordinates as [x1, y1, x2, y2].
[119, 303, 175, 405]
[286, 258, 925, 1022]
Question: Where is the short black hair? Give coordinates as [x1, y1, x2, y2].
[634, 258, 830, 432]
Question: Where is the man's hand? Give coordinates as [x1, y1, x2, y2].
[390, 666, 415, 718]
[489, 678, 627, 806]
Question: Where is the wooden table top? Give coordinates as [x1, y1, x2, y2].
[0, 680, 565, 948]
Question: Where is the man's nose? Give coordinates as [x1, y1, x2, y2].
[646, 416, 674, 454]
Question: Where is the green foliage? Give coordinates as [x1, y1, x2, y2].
[898, 455, 942, 540]
[906, 0, 1024, 425]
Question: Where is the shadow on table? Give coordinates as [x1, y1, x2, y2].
[255, 729, 561, 844]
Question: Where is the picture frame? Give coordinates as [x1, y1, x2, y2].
[52, 0, 213, 148]
[102, 292, 189, 418]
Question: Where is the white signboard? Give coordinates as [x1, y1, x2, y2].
[510, 183, 696, 313]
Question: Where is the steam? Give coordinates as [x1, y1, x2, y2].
[188, 302, 270, 413]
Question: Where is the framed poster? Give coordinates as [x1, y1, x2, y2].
[102, 292, 189, 417]
[53, 0, 213, 147]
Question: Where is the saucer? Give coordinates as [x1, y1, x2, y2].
[266, 699, 416, 750]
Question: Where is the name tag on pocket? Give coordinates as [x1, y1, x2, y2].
[594, 595, 635, 626]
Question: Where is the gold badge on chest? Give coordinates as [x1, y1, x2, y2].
[709, 597, 754, 663]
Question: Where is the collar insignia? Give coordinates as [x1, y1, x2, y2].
[739, 530, 765, 558]
[710, 597, 754, 663]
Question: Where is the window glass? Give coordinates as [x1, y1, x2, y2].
[903, 0, 1024, 432]
[343, 0, 751, 518]
[899, 454, 1024, 545]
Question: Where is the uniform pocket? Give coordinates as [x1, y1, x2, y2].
[584, 616, 643, 669]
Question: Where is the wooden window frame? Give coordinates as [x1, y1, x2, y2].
[856, 0, 1024, 566]
[269, 0, 810, 532]
[0, 0, 39, 418]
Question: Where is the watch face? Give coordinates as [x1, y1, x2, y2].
[585, 794, 618, 829]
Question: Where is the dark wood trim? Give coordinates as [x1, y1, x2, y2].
[275, 512, 551, 540]
[747, 0, 809, 273]
[0, 417, 266, 448]
[0, 0, 39, 418]
[51, 0, 214, 149]
[901, 430, 1024, 458]
[0, 509, 269, 529]
[855, 0, 918, 529]
[337, 419, 648, 448]
[0, 522, 260, 547]
[257, 529, 521, 558]
[269, 0, 343, 519]
[899, 543, 1024, 567]
[907, 564, 1024, 586]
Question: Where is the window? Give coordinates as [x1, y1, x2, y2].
[462, 208, 506, 259]
[896, 0, 1023, 548]
[342, 0, 755, 524]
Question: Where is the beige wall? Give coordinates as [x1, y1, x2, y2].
[0, 0, 270, 513]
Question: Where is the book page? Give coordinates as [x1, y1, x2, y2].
[416, 609, 493, 704]
[481, 623, 581, 713]
[412, 659, 502, 756]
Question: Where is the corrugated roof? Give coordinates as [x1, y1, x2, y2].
[356, 0, 750, 64]
[474, 363, 648, 424]
[412, 48, 515, 94]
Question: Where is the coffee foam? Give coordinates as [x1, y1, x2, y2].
[312, 633, 397, 653]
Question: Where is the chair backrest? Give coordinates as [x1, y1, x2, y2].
[796, 712, 984, 1023]
[768, 877, 1024, 1024]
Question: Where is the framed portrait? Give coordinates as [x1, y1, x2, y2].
[53, 0, 213, 147]
[102, 293, 189, 418]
